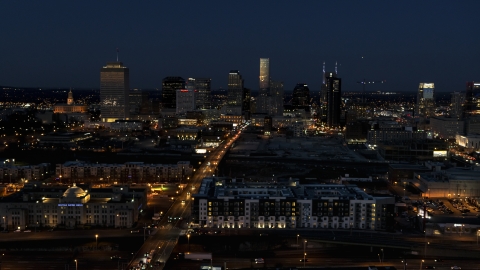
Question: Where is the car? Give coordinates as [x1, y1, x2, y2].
[130, 230, 140, 233]
[434, 259, 444, 262]
[300, 259, 309, 262]
[255, 258, 264, 264]
[181, 200, 185, 205]
[451, 266, 461, 270]
[110, 255, 121, 260]
[423, 266, 435, 269]
[24, 230, 31, 232]
[14, 230, 21, 233]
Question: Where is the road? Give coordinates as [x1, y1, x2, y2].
[127, 127, 246, 269]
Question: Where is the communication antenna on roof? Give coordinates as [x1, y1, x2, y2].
[335, 61, 338, 75]
[116, 48, 119, 62]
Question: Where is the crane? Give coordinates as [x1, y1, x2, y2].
[357, 79, 386, 102]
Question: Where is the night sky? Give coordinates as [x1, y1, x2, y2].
[1, 1, 479, 93]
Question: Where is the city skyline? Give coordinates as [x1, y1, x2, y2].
[0, 1, 479, 93]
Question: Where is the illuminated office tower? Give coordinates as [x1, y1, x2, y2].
[259, 58, 270, 96]
[162, 77, 185, 109]
[100, 61, 130, 122]
[325, 72, 342, 128]
[195, 78, 212, 109]
[227, 70, 244, 106]
[415, 83, 435, 119]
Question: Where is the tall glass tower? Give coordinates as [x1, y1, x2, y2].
[100, 61, 130, 122]
[326, 72, 342, 128]
[259, 58, 270, 96]
[416, 83, 435, 119]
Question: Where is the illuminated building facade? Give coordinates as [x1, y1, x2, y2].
[100, 62, 130, 122]
[192, 178, 394, 231]
[259, 58, 270, 96]
[415, 83, 435, 119]
[227, 70, 244, 106]
[0, 183, 146, 230]
[53, 90, 88, 113]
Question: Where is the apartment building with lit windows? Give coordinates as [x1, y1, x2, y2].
[192, 177, 395, 231]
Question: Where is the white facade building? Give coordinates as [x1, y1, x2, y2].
[193, 178, 395, 231]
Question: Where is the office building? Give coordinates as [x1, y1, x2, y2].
[415, 83, 435, 119]
[325, 72, 342, 127]
[430, 116, 464, 139]
[100, 62, 130, 122]
[195, 78, 212, 109]
[162, 77, 185, 109]
[227, 70, 244, 106]
[192, 177, 395, 231]
[450, 92, 465, 119]
[176, 89, 195, 115]
[259, 58, 270, 96]
[292, 84, 310, 107]
[242, 88, 251, 113]
[270, 80, 284, 116]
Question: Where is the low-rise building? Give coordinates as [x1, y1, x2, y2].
[0, 183, 146, 230]
[192, 177, 395, 231]
[56, 161, 193, 183]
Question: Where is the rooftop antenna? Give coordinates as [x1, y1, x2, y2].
[322, 61, 325, 84]
[116, 48, 119, 62]
[335, 61, 338, 75]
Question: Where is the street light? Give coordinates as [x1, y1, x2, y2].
[303, 239, 307, 266]
[74, 259, 78, 270]
[378, 254, 381, 263]
[95, 234, 98, 249]
[2, 217, 5, 232]
[303, 253, 307, 268]
[297, 234, 299, 248]
[187, 234, 190, 250]
[420, 259, 424, 270]
[424, 241, 429, 258]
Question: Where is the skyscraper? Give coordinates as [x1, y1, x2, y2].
[227, 70, 244, 106]
[100, 61, 130, 122]
[325, 72, 342, 128]
[415, 83, 435, 119]
[162, 77, 185, 109]
[176, 89, 195, 115]
[259, 58, 270, 96]
[451, 91, 465, 119]
[270, 80, 284, 116]
[292, 83, 310, 107]
[195, 78, 212, 109]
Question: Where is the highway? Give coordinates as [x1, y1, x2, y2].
[127, 127, 245, 269]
